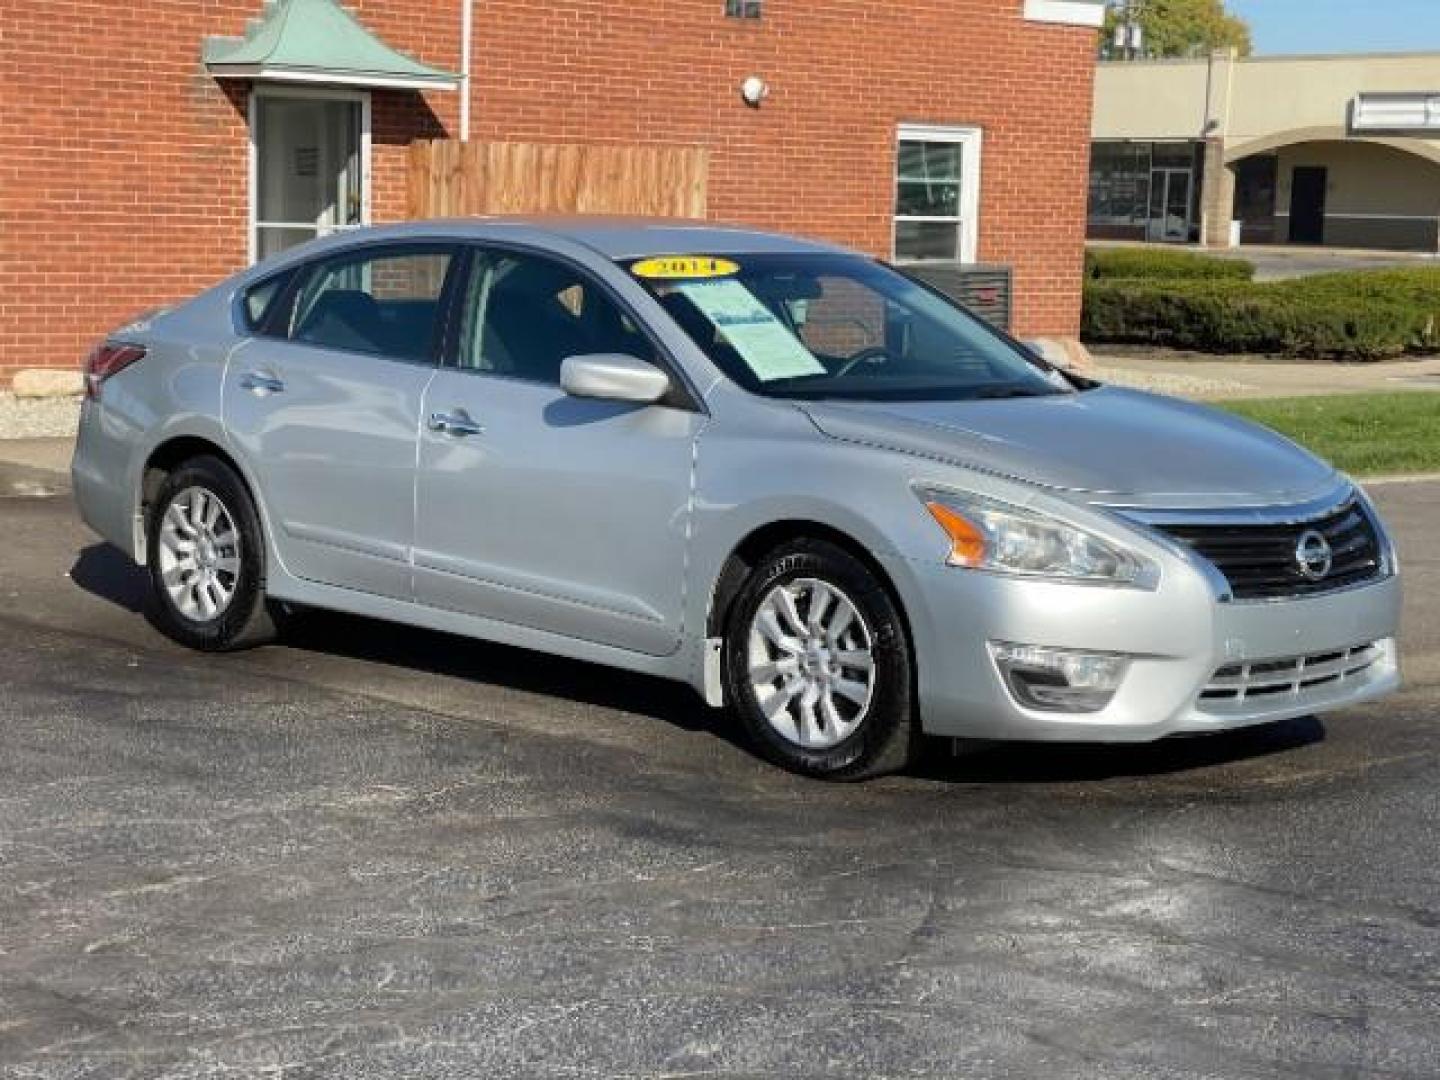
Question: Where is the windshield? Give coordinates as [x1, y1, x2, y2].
[624, 253, 1073, 402]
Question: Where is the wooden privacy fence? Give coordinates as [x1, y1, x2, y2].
[408, 140, 709, 220]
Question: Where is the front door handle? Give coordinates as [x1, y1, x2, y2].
[428, 411, 485, 437]
[240, 372, 285, 395]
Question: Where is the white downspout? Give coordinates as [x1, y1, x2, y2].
[460, 0, 474, 141]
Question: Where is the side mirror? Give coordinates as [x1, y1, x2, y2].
[560, 354, 671, 405]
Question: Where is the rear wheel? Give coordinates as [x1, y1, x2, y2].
[146, 455, 277, 651]
[725, 539, 915, 780]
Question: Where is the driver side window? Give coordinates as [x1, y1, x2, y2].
[456, 249, 657, 384]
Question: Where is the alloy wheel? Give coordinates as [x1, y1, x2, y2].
[745, 577, 876, 750]
[156, 486, 242, 622]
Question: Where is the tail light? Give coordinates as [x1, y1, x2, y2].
[83, 343, 146, 400]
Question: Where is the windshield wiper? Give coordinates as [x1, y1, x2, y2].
[969, 386, 1065, 400]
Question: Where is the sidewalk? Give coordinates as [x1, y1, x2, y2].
[0, 436, 73, 473]
[0, 437, 72, 497]
[1091, 354, 1440, 401]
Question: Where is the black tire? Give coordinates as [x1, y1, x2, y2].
[724, 538, 916, 781]
[145, 455, 277, 652]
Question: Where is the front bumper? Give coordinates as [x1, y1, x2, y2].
[885, 552, 1402, 743]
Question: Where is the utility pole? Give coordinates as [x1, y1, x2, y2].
[1112, 0, 1145, 61]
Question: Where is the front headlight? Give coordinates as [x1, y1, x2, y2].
[1349, 477, 1399, 577]
[919, 489, 1158, 588]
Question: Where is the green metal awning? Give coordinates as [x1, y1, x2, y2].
[204, 0, 459, 91]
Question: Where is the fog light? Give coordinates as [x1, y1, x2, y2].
[990, 643, 1130, 714]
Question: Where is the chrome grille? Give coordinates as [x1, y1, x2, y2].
[1155, 499, 1382, 600]
[1199, 642, 1384, 711]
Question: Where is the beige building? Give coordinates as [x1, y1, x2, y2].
[1090, 50, 1440, 251]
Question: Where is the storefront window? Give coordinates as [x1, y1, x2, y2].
[1088, 142, 1151, 232]
[1152, 142, 1199, 170]
[1088, 141, 1203, 242]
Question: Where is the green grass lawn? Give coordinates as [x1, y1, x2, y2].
[1220, 393, 1440, 477]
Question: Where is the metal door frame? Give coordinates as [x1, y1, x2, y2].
[1147, 167, 1195, 243]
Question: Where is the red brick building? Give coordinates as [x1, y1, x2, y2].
[0, 0, 1104, 382]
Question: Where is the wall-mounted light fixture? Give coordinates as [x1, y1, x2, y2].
[741, 75, 769, 108]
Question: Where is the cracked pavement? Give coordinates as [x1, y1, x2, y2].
[1, 483, 1437, 1078]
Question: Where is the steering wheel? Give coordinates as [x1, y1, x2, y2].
[833, 346, 893, 378]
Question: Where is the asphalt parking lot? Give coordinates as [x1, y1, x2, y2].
[2, 481, 1438, 1078]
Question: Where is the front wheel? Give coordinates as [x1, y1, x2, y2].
[725, 539, 916, 780]
[146, 455, 277, 652]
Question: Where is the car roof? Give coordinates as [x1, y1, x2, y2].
[305, 216, 857, 260]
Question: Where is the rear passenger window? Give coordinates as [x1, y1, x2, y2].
[289, 247, 455, 363]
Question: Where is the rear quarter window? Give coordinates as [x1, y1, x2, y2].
[241, 271, 295, 335]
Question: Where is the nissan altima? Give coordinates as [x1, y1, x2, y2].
[72, 219, 1402, 779]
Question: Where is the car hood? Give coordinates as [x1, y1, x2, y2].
[798, 386, 1340, 508]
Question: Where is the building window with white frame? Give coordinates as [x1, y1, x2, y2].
[894, 125, 982, 263]
[724, 0, 762, 17]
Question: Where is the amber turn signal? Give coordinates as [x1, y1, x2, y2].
[925, 501, 988, 568]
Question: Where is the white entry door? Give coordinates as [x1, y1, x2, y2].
[251, 89, 369, 261]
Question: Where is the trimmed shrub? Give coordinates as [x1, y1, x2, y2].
[1082, 268, 1440, 361]
[1084, 248, 1255, 283]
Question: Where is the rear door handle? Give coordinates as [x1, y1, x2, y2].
[428, 411, 485, 437]
[240, 372, 285, 395]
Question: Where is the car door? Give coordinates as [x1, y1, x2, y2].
[412, 245, 702, 656]
[223, 242, 460, 600]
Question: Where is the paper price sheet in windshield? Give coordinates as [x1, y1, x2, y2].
[674, 279, 827, 382]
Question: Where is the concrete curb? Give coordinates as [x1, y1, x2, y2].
[1360, 472, 1440, 487]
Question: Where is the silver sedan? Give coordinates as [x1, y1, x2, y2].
[72, 220, 1403, 779]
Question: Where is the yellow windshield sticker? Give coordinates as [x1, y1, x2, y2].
[631, 256, 740, 280]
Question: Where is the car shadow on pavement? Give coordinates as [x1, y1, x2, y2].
[69, 542, 748, 753]
[70, 543, 149, 614]
[911, 717, 1326, 783]
[279, 606, 743, 739]
[69, 541, 1328, 784]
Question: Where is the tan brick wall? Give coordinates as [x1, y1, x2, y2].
[0, 1, 1096, 383]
